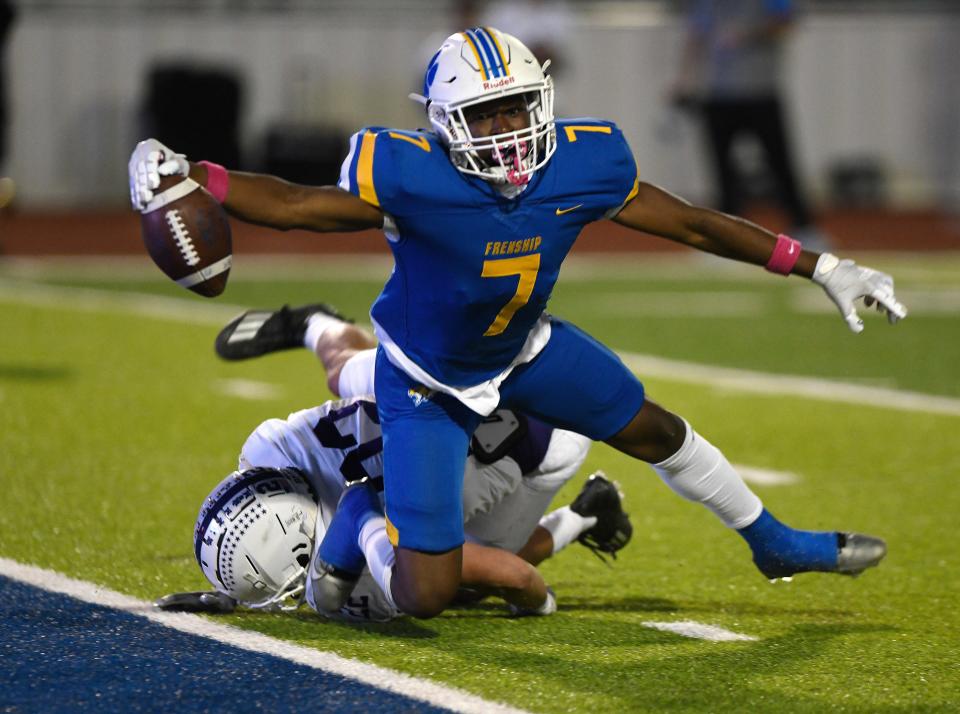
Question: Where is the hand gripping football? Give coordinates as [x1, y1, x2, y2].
[139, 175, 232, 297]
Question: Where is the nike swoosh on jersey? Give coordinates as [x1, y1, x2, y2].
[555, 204, 583, 215]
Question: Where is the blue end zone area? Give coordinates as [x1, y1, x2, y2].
[0, 576, 449, 713]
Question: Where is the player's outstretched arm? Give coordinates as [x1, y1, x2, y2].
[613, 181, 815, 271]
[188, 163, 384, 233]
[612, 181, 906, 332]
[128, 138, 383, 233]
[461, 542, 555, 615]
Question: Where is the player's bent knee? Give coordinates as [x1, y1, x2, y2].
[393, 578, 460, 619]
[394, 593, 449, 620]
[496, 556, 538, 592]
[606, 400, 686, 463]
[513, 562, 538, 594]
[392, 546, 462, 619]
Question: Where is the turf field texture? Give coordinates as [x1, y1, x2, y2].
[2, 253, 958, 713]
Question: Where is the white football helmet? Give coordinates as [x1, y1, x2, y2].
[194, 467, 318, 611]
[412, 27, 556, 186]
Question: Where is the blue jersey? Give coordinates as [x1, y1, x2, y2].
[338, 118, 638, 386]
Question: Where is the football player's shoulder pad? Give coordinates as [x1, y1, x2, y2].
[553, 117, 638, 214]
[555, 117, 633, 166]
[339, 126, 446, 216]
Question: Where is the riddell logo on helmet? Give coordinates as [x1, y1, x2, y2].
[483, 76, 516, 91]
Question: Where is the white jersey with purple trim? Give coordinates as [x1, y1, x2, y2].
[239, 396, 591, 621]
[239, 397, 384, 518]
[238, 397, 397, 621]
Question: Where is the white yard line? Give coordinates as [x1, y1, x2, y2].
[4, 277, 960, 417]
[0, 255, 396, 283]
[792, 288, 960, 314]
[732, 465, 800, 486]
[580, 291, 765, 317]
[0, 557, 529, 714]
[618, 352, 960, 417]
[214, 378, 285, 401]
[4, 251, 959, 284]
[0, 277, 246, 324]
[642, 620, 757, 642]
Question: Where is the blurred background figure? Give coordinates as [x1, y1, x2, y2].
[418, 0, 484, 86]
[418, 1, 572, 109]
[672, 0, 829, 250]
[929, 14, 960, 227]
[482, 0, 573, 80]
[0, 0, 14, 210]
[141, 64, 243, 172]
[0, 1, 956, 254]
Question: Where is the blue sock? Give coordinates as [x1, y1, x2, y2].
[738, 508, 838, 578]
[318, 484, 383, 576]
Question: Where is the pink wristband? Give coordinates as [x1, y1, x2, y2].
[765, 233, 802, 275]
[198, 160, 229, 203]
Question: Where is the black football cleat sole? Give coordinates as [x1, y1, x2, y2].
[154, 590, 237, 614]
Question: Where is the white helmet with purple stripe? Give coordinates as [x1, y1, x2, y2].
[412, 27, 556, 187]
[194, 467, 317, 611]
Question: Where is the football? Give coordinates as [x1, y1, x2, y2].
[139, 175, 232, 297]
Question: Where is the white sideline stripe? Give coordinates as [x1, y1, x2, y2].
[732, 465, 800, 486]
[792, 288, 960, 314]
[642, 620, 757, 642]
[4, 252, 959, 284]
[584, 291, 764, 317]
[618, 352, 960, 417]
[3, 277, 959, 417]
[215, 378, 284, 401]
[0, 278, 246, 325]
[0, 557, 529, 714]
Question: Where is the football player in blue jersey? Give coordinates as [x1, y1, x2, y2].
[130, 28, 904, 620]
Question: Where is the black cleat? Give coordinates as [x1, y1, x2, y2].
[570, 471, 633, 563]
[215, 303, 351, 360]
[154, 590, 237, 614]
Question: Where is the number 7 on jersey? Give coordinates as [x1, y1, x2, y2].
[481, 253, 541, 336]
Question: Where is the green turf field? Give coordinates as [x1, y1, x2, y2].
[2, 254, 958, 712]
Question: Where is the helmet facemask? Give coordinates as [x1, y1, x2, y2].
[436, 81, 555, 187]
[244, 559, 310, 612]
[414, 28, 557, 187]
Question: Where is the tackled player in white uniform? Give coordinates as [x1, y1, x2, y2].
[194, 395, 626, 622]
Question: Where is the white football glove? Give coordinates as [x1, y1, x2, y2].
[812, 253, 907, 333]
[128, 138, 189, 212]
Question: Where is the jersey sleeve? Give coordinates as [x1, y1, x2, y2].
[556, 119, 640, 220]
[337, 126, 397, 211]
[338, 126, 437, 218]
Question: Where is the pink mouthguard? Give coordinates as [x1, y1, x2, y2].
[495, 142, 531, 187]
